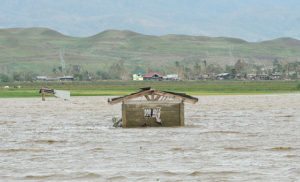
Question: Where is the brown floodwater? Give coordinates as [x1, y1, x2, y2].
[0, 95, 300, 181]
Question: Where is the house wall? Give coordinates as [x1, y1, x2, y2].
[122, 101, 184, 127]
[133, 74, 143, 81]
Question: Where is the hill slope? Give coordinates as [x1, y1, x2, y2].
[0, 27, 300, 75]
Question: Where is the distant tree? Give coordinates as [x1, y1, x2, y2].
[193, 61, 202, 78]
[0, 73, 10, 82]
[147, 67, 154, 73]
[296, 62, 300, 77]
[290, 73, 298, 80]
[13, 72, 23, 81]
[58, 66, 63, 73]
[206, 64, 223, 74]
[132, 66, 146, 74]
[225, 65, 234, 73]
[96, 70, 111, 80]
[203, 60, 207, 73]
[74, 73, 83, 81]
[52, 67, 57, 74]
[272, 59, 283, 73]
[234, 59, 245, 73]
[108, 60, 129, 80]
[82, 71, 92, 81]
[175, 61, 180, 68]
[254, 65, 263, 74]
[24, 72, 37, 82]
[231, 68, 237, 76]
[183, 66, 192, 80]
[297, 83, 300, 90]
[174, 61, 185, 79]
[72, 65, 81, 73]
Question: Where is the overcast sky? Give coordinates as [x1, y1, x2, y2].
[0, 0, 300, 41]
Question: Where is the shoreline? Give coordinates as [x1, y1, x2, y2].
[0, 80, 299, 98]
[0, 91, 299, 98]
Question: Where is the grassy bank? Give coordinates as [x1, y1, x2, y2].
[0, 80, 299, 98]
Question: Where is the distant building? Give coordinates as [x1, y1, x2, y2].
[143, 72, 163, 80]
[216, 73, 232, 80]
[163, 74, 179, 80]
[59, 76, 74, 81]
[247, 74, 256, 80]
[256, 74, 270, 80]
[133, 74, 144, 81]
[270, 73, 282, 80]
[198, 74, 210, 80]
[46, 77, 60, 81]
[36, 76, 74, 81]
[36, 76, 48, 81]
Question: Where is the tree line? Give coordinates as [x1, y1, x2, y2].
[1, 59, 300, 82]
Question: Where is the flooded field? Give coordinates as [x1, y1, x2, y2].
[0, 94, 300, 181]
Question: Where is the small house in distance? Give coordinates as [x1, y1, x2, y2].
[163, 74, 179, 80]
[143, 72, 163, 80]
[108, 87, 198, 128]
[216, 73, 232, 80]
[59, 76, 74, 81]
[132, 73, 144, 81]
[36, 76, 48, 81]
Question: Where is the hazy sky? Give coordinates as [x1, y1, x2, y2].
[0, 0, 300, 41]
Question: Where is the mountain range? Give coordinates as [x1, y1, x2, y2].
[0, 27, 300, 75]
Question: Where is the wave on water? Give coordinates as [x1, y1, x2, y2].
[0, 121, 16, 125]
[171, 147, 185, 152]
[160, 171, 181, 176]
[189, 170, 240, 176]
[268, 147, 295, 151]
[33, 139, 67, 144]
[285, 154, 299, 158]
[89, 147, 103, 151]
[72, 172, 102, 180]
[0, 148, 46, 153]
[189, 171, 204, 176]
[223, 147, 252, 151]
[24, 174, 66, 180]
[23, 172, 102, 180]
[106, 175, 127, 181]
[278, 115, 294, 118]
[201, 130, 242, 134]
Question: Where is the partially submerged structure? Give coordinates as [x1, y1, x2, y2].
[39, 87, 70, 101]
[108, 87, 198, 128]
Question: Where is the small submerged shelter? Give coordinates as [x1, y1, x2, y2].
[108, 87, 198, 128]
[39, 87, 70, 101]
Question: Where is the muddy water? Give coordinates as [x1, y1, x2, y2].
[0, 95, 300, 181]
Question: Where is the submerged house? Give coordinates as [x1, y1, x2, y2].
[108, 87, 198, 128]
[39, 87, 70, 101]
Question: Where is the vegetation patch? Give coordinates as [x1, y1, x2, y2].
[0, 80, 299, 98]
[297, 83, 300, 90]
